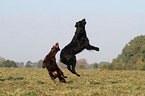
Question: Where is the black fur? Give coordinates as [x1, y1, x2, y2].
[60, 19, 99, 77]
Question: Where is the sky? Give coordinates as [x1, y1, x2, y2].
[0, 0, 145, 64]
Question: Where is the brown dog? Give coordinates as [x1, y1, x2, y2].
[42, 43, 67, 83]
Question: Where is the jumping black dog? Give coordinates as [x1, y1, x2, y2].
[60, 19, 99, 77]
[43, 43, 67, 83]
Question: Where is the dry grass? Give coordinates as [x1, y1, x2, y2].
[0, 67, 145, 95]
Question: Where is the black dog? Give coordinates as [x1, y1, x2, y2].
[43, 43, 67, 83]
[60, 19, 99, 77]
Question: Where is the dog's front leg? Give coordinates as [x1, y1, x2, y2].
[86, 44, 99, 51]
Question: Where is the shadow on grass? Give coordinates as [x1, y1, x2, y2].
[14, 77, 24, 80]
[95, 82, 101, 84]
[37, 80, 45, 84]
[67, 80, 73, 84]
[0, 76, 24, 81]
[111, 82, 118, 84]
[0, 78, 5, 81]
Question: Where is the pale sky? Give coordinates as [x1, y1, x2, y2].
[0, 0, 145, 64]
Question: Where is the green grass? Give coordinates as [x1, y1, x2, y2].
[0, 68, 145, 96]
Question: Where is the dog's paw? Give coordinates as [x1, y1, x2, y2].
[76, 74, 80, 77]
[96, 48, 99, 51]
[64, 76, 67, 78]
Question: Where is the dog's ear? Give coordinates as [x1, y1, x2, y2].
[55, 42, 59, 48]
[54, 42, 60, 51]
[82, 19, 86, 25]
[75, 22, 78, 27]
[55, 42, 59, 46]
[82, 19, 86, 22]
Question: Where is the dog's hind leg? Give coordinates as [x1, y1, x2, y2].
[72, 65, 80, 77]
[67, 65, 73, 73]
[67, 64, 80, 77]
[58, 76, 66, 83]
[69, 56, 80, 77]
[57, 70, 67, 78]
[49, 72, 57, 80]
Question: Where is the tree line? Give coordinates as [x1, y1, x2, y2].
[0, 57, 43, 68]
[0, 57, 99, 69]
[58, 59, 100, 69]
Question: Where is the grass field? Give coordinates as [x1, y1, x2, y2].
[0, 68, 145, 96]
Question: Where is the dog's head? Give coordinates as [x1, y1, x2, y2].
[75, 19, 86, 28]
[51, 42, 60, 53]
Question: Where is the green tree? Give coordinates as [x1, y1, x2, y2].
[36, 60, 43, 68]
[0, 60, 17, 67]
[101, 64, 108, 69]
[93, 63, 98, 69]
[0, 57, 5, 63]
[76, 59, 88, 69]
[25, 61, 32, 68]
[16, 62, 24, 67]
[78, 65, 86, 69]
[110, 35, 145, 70]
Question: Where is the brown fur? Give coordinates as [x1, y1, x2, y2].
[42, 43, 67, 83]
